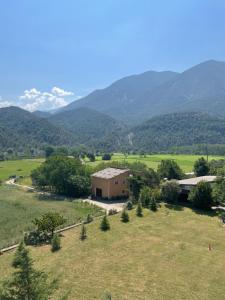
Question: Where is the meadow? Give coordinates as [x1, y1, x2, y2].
[1, 205, 225, 299]
[87, 153, 224, 172]
[0, 185, 103, 249]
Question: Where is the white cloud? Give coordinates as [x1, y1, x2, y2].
[19, 87, 74, 112]
[0, 96, 12, 108]
[51, 87, 74, 97]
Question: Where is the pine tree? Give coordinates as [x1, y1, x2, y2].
[80, 223, 87, 240]
[0, 242, 55, 299]
[100, 215, 110, 231]
[149, 198, 157, 212]
[121, 209, 129, 223]
[51, 234, 61, 252]
[136, 201, 143, 217]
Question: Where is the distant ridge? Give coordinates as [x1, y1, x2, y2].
[62, 60, 225, 123]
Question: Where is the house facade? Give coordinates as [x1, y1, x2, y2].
[91, 168, 130, 199]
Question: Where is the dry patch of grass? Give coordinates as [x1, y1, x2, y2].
[1, 205, 225, 299]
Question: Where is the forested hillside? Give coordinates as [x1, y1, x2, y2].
[48, 107, 126, 152]
[129, 112, 225, 152]
[0, 107, 77, 151]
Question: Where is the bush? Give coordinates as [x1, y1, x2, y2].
[108, 208, 118, 215]
[136, 201, 143, 217]
[100, 215, 110, 231]
[161, 180, 179, 203]
[188, 181, 213, 210]
[139, 186, 152, 207]
[24, 230, 51, 246]
[121, 209, 129, 223]
[51, 234, 61, 252]
[102, 153, 112, 161]
[80, 224, 87, 241]
[126, 200, 133, 210]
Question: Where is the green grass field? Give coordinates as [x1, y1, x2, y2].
[1, 205, 225, 299]
[0, 185, 103, 249]
[0, 158, 44, 181]
[88, 153, 224, 172]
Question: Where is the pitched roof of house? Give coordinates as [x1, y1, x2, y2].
[91, 168, 130, 179]
[178, 175, 217, 186]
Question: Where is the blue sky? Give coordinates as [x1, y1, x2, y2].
[1, 0, 225, 110]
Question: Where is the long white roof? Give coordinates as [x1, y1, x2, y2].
[178, 176, 217, 186]
[91, 168, 129, 179]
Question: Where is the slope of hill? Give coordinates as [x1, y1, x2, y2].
[62, 60, 225, 123]
[48, 107, 126, 152]
[129, 112, 225, 152]
[0, 107, 77, 151]
[63, 71, 178, 123]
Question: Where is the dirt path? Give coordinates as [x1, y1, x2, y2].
[83, 198, 125, 212]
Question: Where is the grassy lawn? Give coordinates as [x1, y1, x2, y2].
[0, 185, 103, 249]
[88, 153, 224, 172]
[1, 205, 225, 299]
[0, 158, 44, 181]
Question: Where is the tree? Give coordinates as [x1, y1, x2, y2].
[100, 215, 110, 231]
[139, 186, 152, 207]
[51, 234, 61, 252]
[102, 153, 112, 161]
[121, 209, 129, 223]
[194, 157, 209, 176]
[0, 242, 55, 299]
[31, 156, 90, 196]
[45, 146, 55, 158]
[213, 177, 225, 205]
[87, 153, 95, 162]
[149, 198, 157, 211]
[128, 175, 144, 202]
[33, 212, 66, 239]
[188, 181, 213, 210]
[126, 200, 133, 210]
[136, 201, 143, 217]
[161, 180, 179, 203]
[158, 160, 183, 180]
[80, 223, 87, 240]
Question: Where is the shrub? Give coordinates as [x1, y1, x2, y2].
[100, 215, 110, 231]
[121, 209, 129, 223]
[126, 200, 133, 210]
[108, 208, 118, 215]
[24, 230, 50, 246]
[51, 234, 61, 252]
[136, 201, 143, 217]
[188, 181, 213, 210]
[139, 186, 152, 207]
[80, 224, 87, 241]
[102, 153, 112, 161]
[161, 180, 179, 203]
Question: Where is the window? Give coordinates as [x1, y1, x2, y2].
[122, 180, 126, 185]
[122, 190, 125, 194]
[115, 180, 118, 185]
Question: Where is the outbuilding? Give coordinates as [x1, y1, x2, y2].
[91, 168, 130, 199]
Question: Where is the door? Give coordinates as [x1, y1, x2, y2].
[96, 188, 102, 198]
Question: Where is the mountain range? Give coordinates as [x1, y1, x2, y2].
[1, 59, 225, 154]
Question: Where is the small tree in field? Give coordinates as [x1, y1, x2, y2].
[0, 242, 55, 299]
[51, 234, 61, 252]
[149, 198, 157, 211]
[33, 212, 66, 239]
[80, 223, 87, 240]
[121, 209, 129, 223]
[136, 201, 143, 217]
[100, 215, 110, 231]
